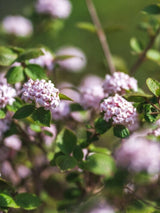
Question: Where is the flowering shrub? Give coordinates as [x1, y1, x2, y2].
[1, 0, 160, 213]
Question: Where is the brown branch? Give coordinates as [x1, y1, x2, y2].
[86, 0, 116, 74]
[130, 27, 160, 74]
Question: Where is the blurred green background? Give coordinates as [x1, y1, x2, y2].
[0, 0, 158, 87]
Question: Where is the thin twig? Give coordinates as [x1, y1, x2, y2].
[130, 27, 160, 74]
[86, 0, 116, 74]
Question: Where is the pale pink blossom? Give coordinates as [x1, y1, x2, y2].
[16, 165, 31, 179]
[80, 75, 104, 110]
[36, 0, 72, 19]
[0, 83, 16, 109]
[56, 47, 86, 72]
[4, 135, 22, 151]
[103, 72, 138, 96]
[100, 94, 137, 127]
[2, 16, 33, 37]
[51, 101, 70, 120]
[29, 48, 54, 71]
[115, 136, 160, 174]
[22, 79, 60, 110]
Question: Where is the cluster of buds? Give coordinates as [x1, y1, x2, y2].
[0, 83, 16, 109]
[100, 94, 137, 127]
[35, 0, 72, 19]
[51, 101, 70, 120]
[22, 79, 60, 111]
[103, 72, 138, 96]
[2, 16, 33, 37]
[80, 75, 104, 110]
[56, 47, 86, 72]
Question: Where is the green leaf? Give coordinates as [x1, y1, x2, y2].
[30, 124, 41, 132]
[13, 105, 35, 119]
[146, 49, 160, 65]
[146, 78, 160, 97]
[59, 93, 73, 101]
[7, 98, 22, 112]
[142, 4, 160, 15]
[0, 47, 18, 66]
[9, 46, 24, 54]
[113, 125, 130, 138]
[17, 48, 44, 62]
[70, 103, 84, 112]
[56, 155, 77, 171]
[83, 153, 116, 177]
[130, 37, 143, 54]
[0, 109, 6, 119]
[89, 144, 111, 155]
[94, 117, 112, 134]
[24, 64, 47, 80]
[73, 146, 83, 161]
[0, 193, 19, 208]
[32, 107, 51, 127]
[6, 66, 24, 84]
[124, 92, 152, 102]
[15, 193, 41, 210]
[56, 128, 77, 155]
[0, 177, 15, 193]
[144, 104, 158, 123]
[76, 22, 96, 33]
[55, 55, 76, 61]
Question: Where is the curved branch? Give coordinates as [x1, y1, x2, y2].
[86, 0, 116, 74]
[130, 27, 160, 75]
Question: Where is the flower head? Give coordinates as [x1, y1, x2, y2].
[103, 72, 138, 96]
[22, 79, 60, 111]
[51, 100, 70, 120]
[115, 136, 160, 174]
[29, 48, 54, 71]
[100, 94, 137, 127]
[56, 46, 86, 72]
[4, 135, 22, 151]
[36, 0, 72, 19]
[80, 75, 104, 110]
[0, 83, 16, 109]
[2, 16, 33, 37]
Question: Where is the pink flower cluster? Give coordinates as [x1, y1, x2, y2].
[0, 83, 16, 109]
[29, 48, 54, 71]
[22, 79, 60, 110]
[115, 136, 160, 174]
[56, 47, 86, 72]
[2, 16, 33, 37]
[80, 75, 104, 110]
[103, 72, 138, 96]
[100, 94, 137, 127]
[51, 101, 70, 120]
[36, 0, 72, 19]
